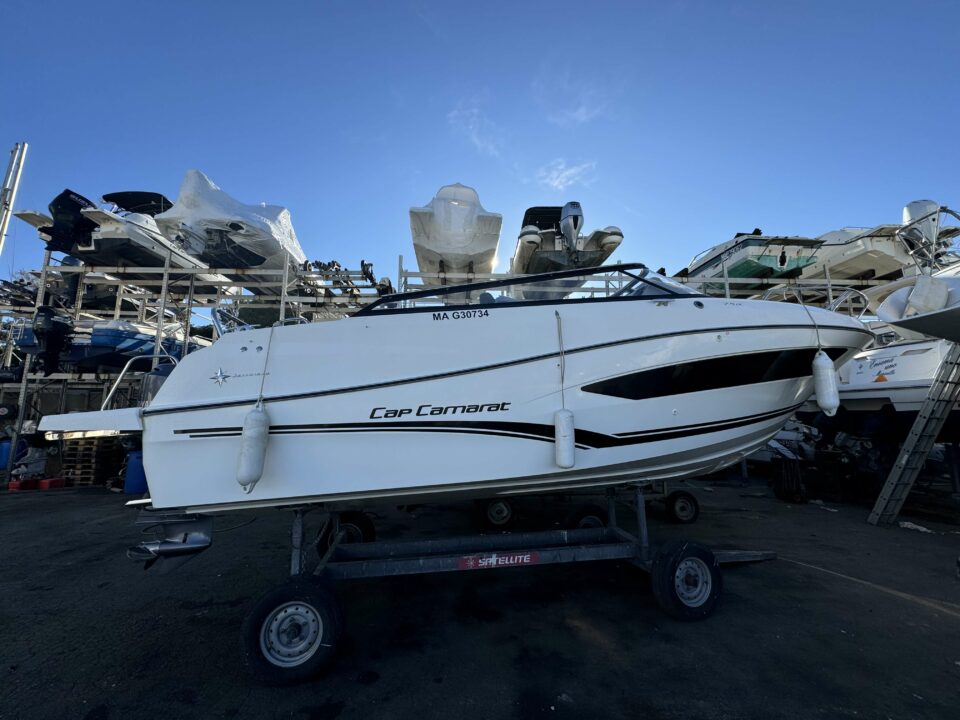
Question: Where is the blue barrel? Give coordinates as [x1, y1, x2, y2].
[0, 439, 27, 468]
[124, 450, 148, 494]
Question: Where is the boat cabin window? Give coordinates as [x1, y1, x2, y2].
[356, 264, 702, 315]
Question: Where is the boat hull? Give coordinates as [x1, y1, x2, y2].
[130, 297, 870, 511]
[800, 338, 960, 442]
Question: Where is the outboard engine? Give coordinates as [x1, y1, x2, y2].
[901, 200, 942, 261]
[559, 202, 584, 252]
[38, 189, 98, 255]
[31, 307, 72, 376]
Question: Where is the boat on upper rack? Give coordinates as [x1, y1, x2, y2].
[40, 263, 871, 516]
[409, 183, 502, 283]
[798, 200, 960, 283]
[675, 229, 823, 293]
[15, 189, 225, 292]
[509, 202, 622, 299]
[155, 170, 307, 296]
[864, 203, 960, 345]
[12, 308, 206, 375]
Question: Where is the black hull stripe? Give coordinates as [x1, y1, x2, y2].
[144, 324, 869, 417]
[178, 403, 801, 449]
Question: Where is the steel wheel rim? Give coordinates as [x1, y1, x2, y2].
[487, 501, 511, 525]
[674, 557, 712, 607]
[674, 497, 695, 521]
[260, 601, 323, 667]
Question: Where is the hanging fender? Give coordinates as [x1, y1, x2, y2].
[237, 403, 271, 493]
[812, 350, 840, 417]
[555, 409, 575, 468]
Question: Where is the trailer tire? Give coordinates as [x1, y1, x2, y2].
[665, 491, 699, 524]
[564, 503, 608, 529]
[651, 540, 722, 621]
[243, 579, 342, 685]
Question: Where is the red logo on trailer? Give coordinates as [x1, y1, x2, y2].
[457, 552, 541, 570]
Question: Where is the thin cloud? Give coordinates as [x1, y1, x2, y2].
[537, 159, 597, 192]
[447, 97, 504, 157]
[532, 68, 609, 127]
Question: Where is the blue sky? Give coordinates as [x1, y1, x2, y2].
[2, 0, 959, 282]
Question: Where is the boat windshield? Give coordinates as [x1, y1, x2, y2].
[357, 264, 702, 315]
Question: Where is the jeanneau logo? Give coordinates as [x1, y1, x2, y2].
[209, 369, 268, 387]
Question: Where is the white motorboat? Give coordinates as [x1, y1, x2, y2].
[409, 183, 502, 281]
[796, 209, 960, 444]
[15, 189, 223, 289]
[801, 337, 960, 443]
[154, 170, 307, 295]
[510, 202, 622, 275]
[677, 230, 822, 292]
[40, 264, 871, 514]
[800, 200, 960, 282]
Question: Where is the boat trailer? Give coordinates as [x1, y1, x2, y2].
[228, 483, 775, 685]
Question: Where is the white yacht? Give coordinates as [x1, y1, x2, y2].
[800, 200, 960, 282]
[806, 337, 960, 443]
[15, 189, 221, 287]
[41, 264, 871, 513]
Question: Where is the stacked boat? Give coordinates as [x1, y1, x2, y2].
[717, 201, 960, 485]
[15, 169, 308, 298]
[677, 200, 960, 296]
[408, 185, 624, 301]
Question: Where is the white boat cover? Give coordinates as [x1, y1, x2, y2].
[155, 170, 306, 265]
[410, 183, 501, 276]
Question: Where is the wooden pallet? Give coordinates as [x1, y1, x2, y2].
[61, 436, 124, 487]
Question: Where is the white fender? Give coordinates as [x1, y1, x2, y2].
[554, 409, 575, 468]
[812, 350, 839, 417]
[237, 404, 270, 493]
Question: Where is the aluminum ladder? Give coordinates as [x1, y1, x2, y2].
[868, 341, 960, 525]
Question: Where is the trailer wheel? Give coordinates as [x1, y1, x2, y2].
[564, 503, 608, 529]
[242, 579, 342, 685]
[484, 500, 514, 527]
[651, 540, 722, 621]
[665, 491, 699, 524]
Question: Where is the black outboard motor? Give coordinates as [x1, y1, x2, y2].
[38, 189, 98, 255]
[31, 307, 72, 376]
